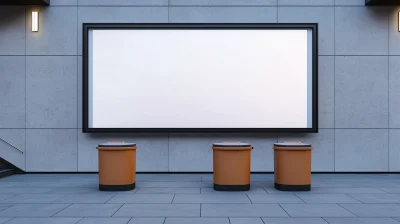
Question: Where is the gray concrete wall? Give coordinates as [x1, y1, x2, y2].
[0, 0, 399, 172]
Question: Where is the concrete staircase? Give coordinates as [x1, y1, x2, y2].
[0, 157, 23, 178]
[0, 130, 25, 174]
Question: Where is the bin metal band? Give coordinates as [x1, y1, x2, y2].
[273, 146, 311, 151]
[214, 184, 250, 191]
[212, 146, 253, 151]
[273, 143, 312, 147]
[213, 143, 251, 147]
[275, 182, 310, 191]
[97, 146, 137, 151]
[98, 143, 136, 147]
[99, 183, 135, 191]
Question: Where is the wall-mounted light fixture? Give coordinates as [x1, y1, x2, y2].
[398, 12, 400, 32]
[32, 11, 38, 32]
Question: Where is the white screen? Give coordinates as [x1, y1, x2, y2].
[87, 28, 313, 129]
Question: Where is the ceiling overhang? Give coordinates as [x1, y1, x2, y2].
[0, 0, 49, 5]
[366, 0, 400, 5]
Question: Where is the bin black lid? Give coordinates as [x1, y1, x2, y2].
[98, 142, 136, 147]
[213, 142, 251, 147]
[274, 142, 311, 147]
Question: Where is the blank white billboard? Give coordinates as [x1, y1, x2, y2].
[83, 24, 317, 132]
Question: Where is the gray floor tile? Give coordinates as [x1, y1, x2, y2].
[107, 194, 174, 203]
[311, 182, 362, 188]
[136, 182, 211, 188]
[201, 188, 267, 194]
[261, 218, 328, 224]
[4, 174, 400, 222]
[127, 218, 165, 224]
[6, 218, 82, 224]
[320, 182, 400, 188]
[0, 194, 14, 201]
[164, 218, 229, 224]
[0, 218, 12, 224]
[173, 194, 251, 203]
[251, 182, 273, 188]
[295, 193, 362, 203]
[77, 218, 130, 224]
[19, 182, 95, 188]
[0, 204, 70, 217]
[0, 204, 14, 212]
[339, 204, 400, 217]
[279, 204, 356, 217]
[0, 183, 18, 188]
[201, 204, 288, 217]
[54, 193, 116, 203]
[312, 180, 400, 186]
[6, 182, 76, 188]
[1, 194, 65, 203]
[201, 175, 213, 182]
[54, 204, 123, 217]
[380, 188, 400, 193]
[113, 204, 200, 217]
[0, 188, 53, 194]
[201, 174, 274, 182]
[264, 188, 297, 194]
[347, 194, 400, 203]
[324, 218, 400, 224]
[312, 174, 389, 181]
[247, 194, 304, 203]
[48, 188, 99, 194]
[349, 180, 400, 185]
[136, 174, 202, 182]
[229, 218, 264, 224]
[135, 188, 200, 194]
[296, 188, 386, 194]
[107, 189, 139, 194]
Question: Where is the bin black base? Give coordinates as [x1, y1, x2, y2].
[275, 182, 310, 191]
[214, 184, 250, 191]
[99, 183, 135, 191]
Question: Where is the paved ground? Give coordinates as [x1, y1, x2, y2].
[0, 174, 400, 223]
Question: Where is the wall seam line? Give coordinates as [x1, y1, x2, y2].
[25, 5, 27, 172]
[168, 133, 170, 171]
[2, 5, 385, 7]
[168, 0, 170, 22]
[276, 0, 278, 22]
[388, 7, 390, 172]
[4, 55, 398, 57]
[333, 4, 336, 172]
[77, 4, 79, 172]
[2, 128, 398, 130]
[76, 71, 78, 171]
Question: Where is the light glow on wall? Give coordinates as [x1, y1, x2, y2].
[32, 11, 38, 32]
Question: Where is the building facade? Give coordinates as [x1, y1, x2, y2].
[0, 0, 400, 172]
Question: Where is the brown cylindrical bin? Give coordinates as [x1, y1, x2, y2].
[212, 142, 252, 191]
[97, 142, 137, 191]
[273, 142, 312, 191]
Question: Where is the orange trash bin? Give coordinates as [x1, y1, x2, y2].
[273, 142, 312, 191]
[212, 142, 252, 191]
[97, 142, 137, 191]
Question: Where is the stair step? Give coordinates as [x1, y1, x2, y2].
[0, 168, 16, 179]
